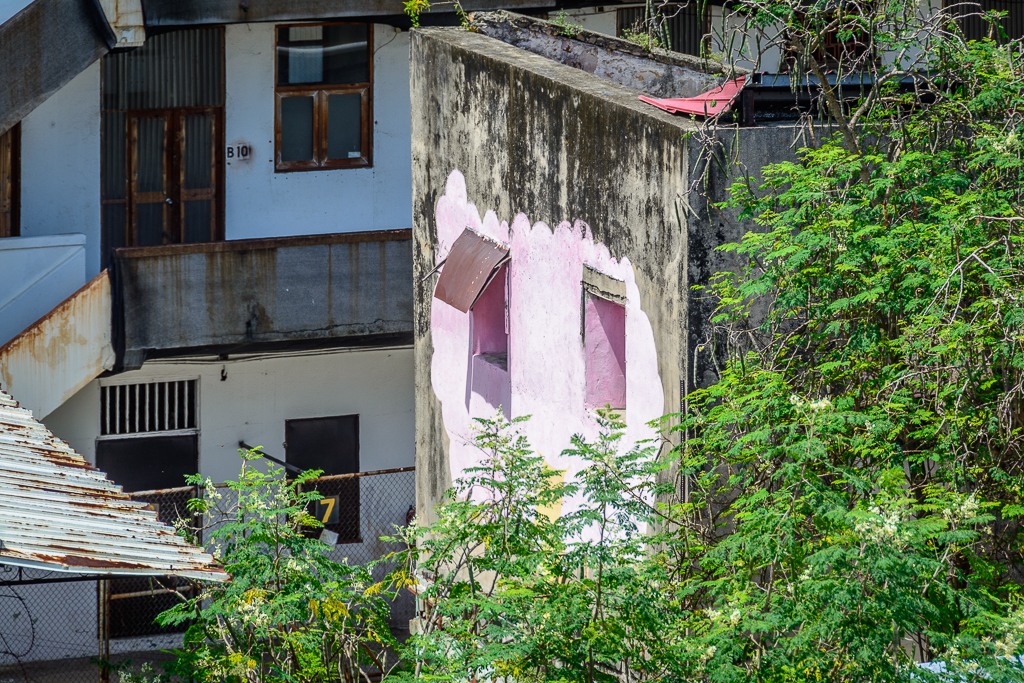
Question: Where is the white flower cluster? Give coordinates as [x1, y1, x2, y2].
[941, 493, 981, 525]
[992, 131, 1020, 155]
[235, 591, 270, 629]
[706, 608, 742, 626]
[854, 504, 911, 548]
[995, 605, 1024, 657]
[789, 395, 832, 412]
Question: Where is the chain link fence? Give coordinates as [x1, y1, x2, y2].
[0, 467, 415, 683]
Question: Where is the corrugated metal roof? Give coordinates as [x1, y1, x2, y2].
[0, 387, 228, 581]
[434, 227, 510, 313]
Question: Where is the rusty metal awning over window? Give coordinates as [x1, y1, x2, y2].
[433, 227, 510, 313]
[0, 387, 228, 581]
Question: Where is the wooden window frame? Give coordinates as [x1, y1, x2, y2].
[0, 123, 20, 238]
[274, 22, 373, 173]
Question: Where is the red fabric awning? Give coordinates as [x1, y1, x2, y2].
[639, 76, 746, 117]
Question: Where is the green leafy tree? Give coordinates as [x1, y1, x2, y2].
[395, 412, 680, 682]
[155, 449, 404, 683]
[405, 12, 1024, 683]
[666, 32, 1024, 682]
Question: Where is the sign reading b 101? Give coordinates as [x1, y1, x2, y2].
[226, 144, 251, 159]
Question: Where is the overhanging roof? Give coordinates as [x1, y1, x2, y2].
[0, 387, 228, 581]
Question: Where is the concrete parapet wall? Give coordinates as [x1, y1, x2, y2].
[117, 230, 414, 357]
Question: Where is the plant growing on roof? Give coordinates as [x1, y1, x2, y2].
[402, 0, 468, 28]
[550, 10, 584, 38]
[153, 448, 405, 683]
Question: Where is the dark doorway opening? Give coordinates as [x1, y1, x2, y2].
[286, 415, 360, 543]
[96, 434, 199, 639]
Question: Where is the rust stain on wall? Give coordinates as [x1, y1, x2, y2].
[0, 270, 115, 420]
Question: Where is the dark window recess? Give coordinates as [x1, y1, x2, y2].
[107, 575, 194, 639]
[101, 380, 197, 436]
[96, 433, 198, 493]
[101, 28, 225, 266]
[97, 434, 199, 639]
[274, 23, 373, 172]
[472, 263, 508, 371]
[0, 123, 20, 238]
[617, 3, 707, 56]
[286, 415, 360, 542]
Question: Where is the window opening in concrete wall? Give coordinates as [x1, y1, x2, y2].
[286, 415, 360, 543]
[100, 379, 198, 436]
[582, 266, 626, 411]
[275, 23, 373, 172]
[0, 123, 20, 238]
[471, 263, 509, 371]
[101, 28, 225, 264]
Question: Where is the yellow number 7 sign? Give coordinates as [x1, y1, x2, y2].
[315, 496, 340, 525]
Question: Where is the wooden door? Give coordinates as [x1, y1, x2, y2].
[127, 109, 221, 246]
[128, 112, 172, 246]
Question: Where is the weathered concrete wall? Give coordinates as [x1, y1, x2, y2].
[0, 270, 114, 420]
[117, 230, 413, 358]
[411, 27, 696, 517]
[683, 125, 802, 393]
[471, 11, 730, 98]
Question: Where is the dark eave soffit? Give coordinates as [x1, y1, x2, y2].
[0, 0, 112, 136]
[143, 0, 635, 28]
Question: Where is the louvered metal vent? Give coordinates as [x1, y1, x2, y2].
[100, 380, 198, 436]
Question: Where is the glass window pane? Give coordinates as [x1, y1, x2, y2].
[136, 117, 166, 193]
[288, 46, 323, 83]
[323, 25, 369, 85]
[183, 114, 213, 190]
[280, 96, 314, 162]
[136, 204, 165, 246]
[327, 93, 362, 160]
[183, 200, 212, 243]
[277, 24, 368, 86]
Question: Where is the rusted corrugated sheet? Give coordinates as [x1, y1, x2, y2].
[0, 270, 115, 420]
[434, 227, 510, 313]
[0, 387, 228, 581]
